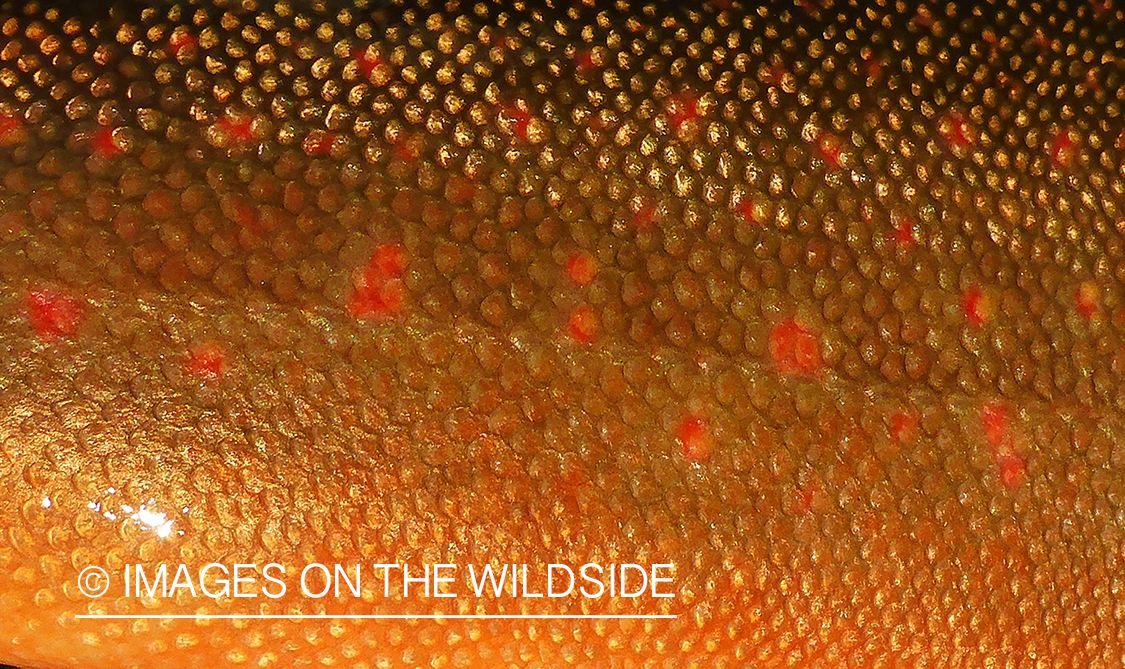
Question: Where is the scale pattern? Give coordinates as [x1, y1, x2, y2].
[0, 0, 1124, 667]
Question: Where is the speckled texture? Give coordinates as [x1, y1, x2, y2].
[1, 0, 1125, 667]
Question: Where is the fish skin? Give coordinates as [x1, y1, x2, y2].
[0, 0, 1124, 667]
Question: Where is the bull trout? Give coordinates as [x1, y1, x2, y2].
[0, 0, 1123, 667]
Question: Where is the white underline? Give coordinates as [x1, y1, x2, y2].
[75, 614, 676, 620]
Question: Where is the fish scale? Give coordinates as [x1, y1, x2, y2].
[0, 0, 1123, 667]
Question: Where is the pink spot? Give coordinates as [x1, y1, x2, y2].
[1049, 129, 1078, 169]
[186, 343, 227, 381]
[1077, 282, 1099, 320]
[91, 128, 121, 158]
[566, 251, 597, 286]
[816, 133, 843, 170]
[981, 402, 1010, 450]
[676, 415, 713, 463]
[567, 306, 598, 344]
[26, 288, 83, 338]
[769, 319, 821, 376]
[940, 112, 974, 150]
[889, 411, 919, 443]
[348, 243, 408, 321]
[963, 287, 991, 327]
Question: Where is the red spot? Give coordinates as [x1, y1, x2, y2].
[816, 133, 843, 170]
[573, 48, 596, 74]
[1077, 282, 1099, 320]
[666, 92, 702, 133]
[394, 134, 422, 162]
[567, 306, 598, 343]
[348, 243, 408, 321]
[169, 30, 197, 57]
[676, 415, 713, 463]
[998, 454, 1027, 489]
[963, 287, 991, 326]
[566, 251, 597, 286]
[215, 114, 258, 146]
[91, 127, 121, 158]
[305, 131, 338, 156]
[0, 113, 22, 145]
[888, 411, 919, 443]
[769, 319, 821, 376]
[981, 402, 1010, 450]
[1049, 129, 1078, 169]
[891, 215, 916, 248]
[863, 54, 885, 81]
[735, 196, 757, 224]
[797, 480, 821, 512]
[353, 47, 382, 79]
[445, 176, 476, 204]
[186, 343, 227, 381]
[1033, 28, 1051, 54]
[555, 461, 589, 498]
[1091, 0, 1112, 18]
[499, 104, 532, 142]
[631, 201, 656, 229]
[939, 112, 974, 150]
[25, 288, 83, 338]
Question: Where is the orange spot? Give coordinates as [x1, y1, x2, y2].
[888, 411, 919, 443]
[568, 306, 598, 343]
[769, 319, 821, 376]
[26, 288, 83, 338]
[963, 287, 991, 326]
[1077, 282, 1099, 320]
[998, 454, 1027, 489]
[816, 133, 843, 170]
[186, 343, 227, 381]
[348, 243, 408, 321]
[566, 251, 597, 286]
[91, 127, 121, 158]
[676, 415, 713, 463]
